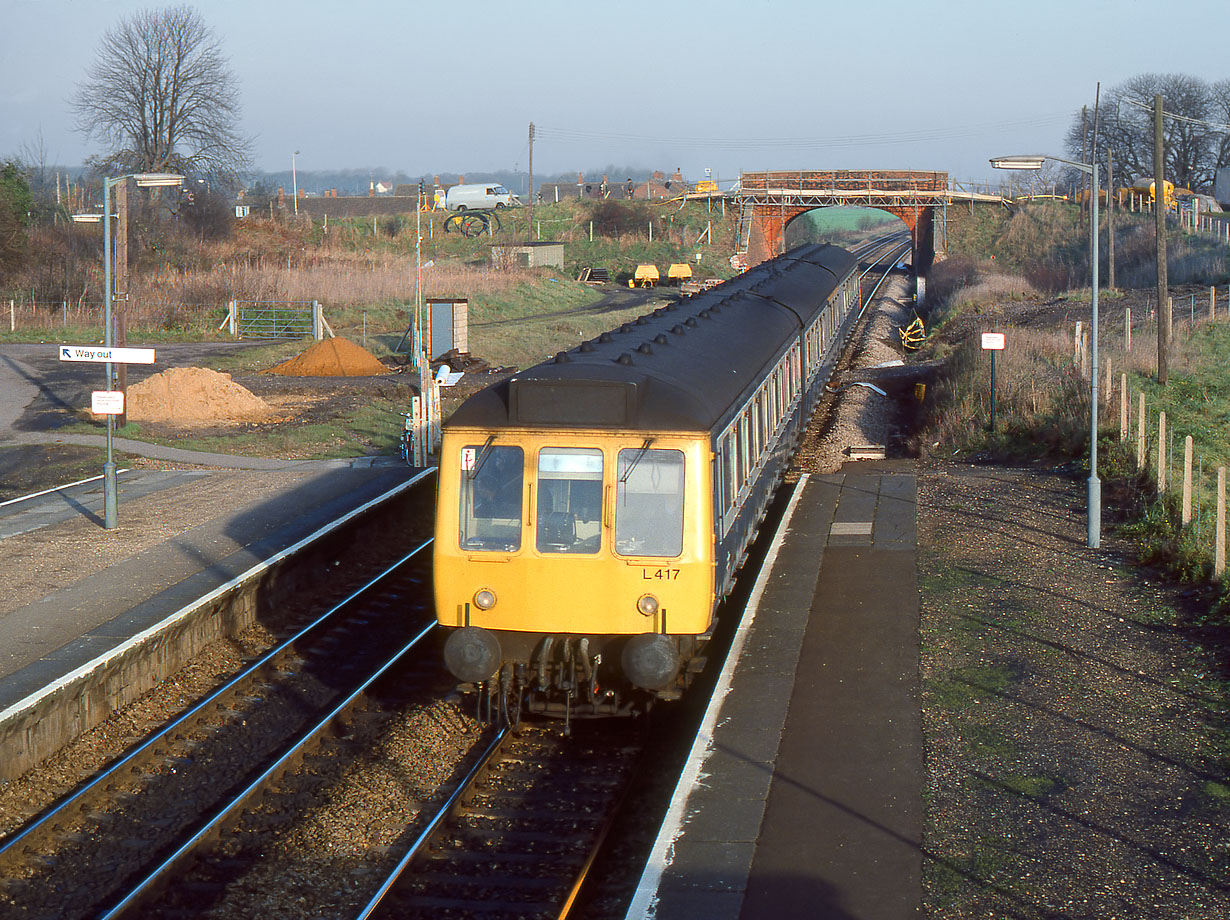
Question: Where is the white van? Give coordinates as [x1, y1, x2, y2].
[444, 183, 521, 211]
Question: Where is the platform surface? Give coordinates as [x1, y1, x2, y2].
[0, 462, 420, 715]
[629, 468, 921, 919]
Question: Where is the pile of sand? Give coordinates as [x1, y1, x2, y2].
[127, 367, 271, 425]
[265, 337, 388, 377]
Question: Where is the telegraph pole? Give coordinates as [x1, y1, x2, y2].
[1107, 145, 1116, 292]
[1155, 93, 1170, 385]
[527, 122, 535, 241]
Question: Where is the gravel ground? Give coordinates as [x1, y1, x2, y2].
[918, 466, 1230, 918]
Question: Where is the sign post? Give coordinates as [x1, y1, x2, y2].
[981, 332, 1006, 431]
[59, 345, 155, 528]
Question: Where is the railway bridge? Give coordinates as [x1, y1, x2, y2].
[734, 170, 950, 293]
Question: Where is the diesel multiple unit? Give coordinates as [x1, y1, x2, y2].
[433, 243, 861, 718]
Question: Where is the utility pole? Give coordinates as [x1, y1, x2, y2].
[1155, 93, 1170, 385]
[1081, 106, 1089, 205]
[527, 122, 535, 241]
[115, 179, 129, 427]
[1107, 145, 1116, 291]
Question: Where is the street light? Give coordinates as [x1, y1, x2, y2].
[992, 152, 1101, 548]
[101, 171, 184, 529]
[292, 151, 300, 216]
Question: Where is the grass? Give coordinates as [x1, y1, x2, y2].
[58, 393, 412, 460]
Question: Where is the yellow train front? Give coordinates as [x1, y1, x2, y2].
[434, 243, 861, 718]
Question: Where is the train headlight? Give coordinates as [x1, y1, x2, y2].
[636, 594, 660, 617]
[473, 589, 497, 611]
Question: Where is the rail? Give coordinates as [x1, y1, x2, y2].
[98, 543, 438, 918]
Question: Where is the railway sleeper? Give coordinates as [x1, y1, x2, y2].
[410, 870, 565, 891]
[392, 894, 558, 914]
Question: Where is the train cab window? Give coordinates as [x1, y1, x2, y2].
[459, 444, 524, 552]
[536, 448, 603, 554]
[615, 448, 685, 557]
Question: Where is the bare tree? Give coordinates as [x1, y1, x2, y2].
[1066, 74, 1222, 192]
[71, 6, 251, 187]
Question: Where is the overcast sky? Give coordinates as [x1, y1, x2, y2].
[3, 0, 1227, 188]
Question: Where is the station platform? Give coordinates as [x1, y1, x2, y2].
[627, 466, 921, 920]
[0, 461, 422, 720]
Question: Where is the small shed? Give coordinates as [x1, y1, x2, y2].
[492, 241, 565, 269]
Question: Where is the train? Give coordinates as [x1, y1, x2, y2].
[432, 243, 862, 719]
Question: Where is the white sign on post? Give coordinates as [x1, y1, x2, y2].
[981, 332, 1006, 350]
[91, 391, 125, 415]
[59, 345, 156, 364]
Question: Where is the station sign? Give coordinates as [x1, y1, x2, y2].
[59, 345, 156, 364]
[980, 332, 1006, 350]
[91, 391, 125, 415]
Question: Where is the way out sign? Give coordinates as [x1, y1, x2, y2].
[60, 345, 155, 364]
[91, 390, 125, 415]
[982, 332, 1005, 431]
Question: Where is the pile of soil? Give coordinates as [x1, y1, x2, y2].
[265, 337, 388, 377]
[126, 367, 271, 425]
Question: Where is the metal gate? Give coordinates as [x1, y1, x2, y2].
[230, 300, 320, 339]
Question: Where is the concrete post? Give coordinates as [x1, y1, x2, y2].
[1137, 393, 1146, 470]
[1158, 411, 1167, 493]
[1182, 435, 1194, 526]
[1217, 467, 1226, 580]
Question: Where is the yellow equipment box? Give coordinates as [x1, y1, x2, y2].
[634, 264, 660, 287]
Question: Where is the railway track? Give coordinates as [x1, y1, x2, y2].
[0, 536, 440, 920]
[360, 721, 644, 920]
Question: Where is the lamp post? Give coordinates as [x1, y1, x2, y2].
[292, 151, 300, 216]
[101, 172, 185, 529]
[991, 154, 1101, 548]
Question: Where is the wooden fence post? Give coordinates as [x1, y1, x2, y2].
[1119, 375, 1128, 441]
[1182, 435, 1194, 526]
[1217, 467, 1226, 580]
[1074, 321, 1082, 367]
[1137, 393, 1146, 470]
[1158, 411, 1167, 493]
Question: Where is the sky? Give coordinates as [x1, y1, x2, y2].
[3, 0, 1228, 190]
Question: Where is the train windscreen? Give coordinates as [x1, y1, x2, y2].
[615, 448, 685, 557]
[459, 444, 523, 552]
[536, 448, 604, 554]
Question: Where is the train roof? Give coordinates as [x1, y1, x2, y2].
[444, 243, 858, 435]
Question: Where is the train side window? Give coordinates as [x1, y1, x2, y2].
[459, 445, 524, 552]
[738, 415, 750, 487]
[536, 448, 603, 554]
[724, 432, 737, 508]
[615, 449, 685, 557]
